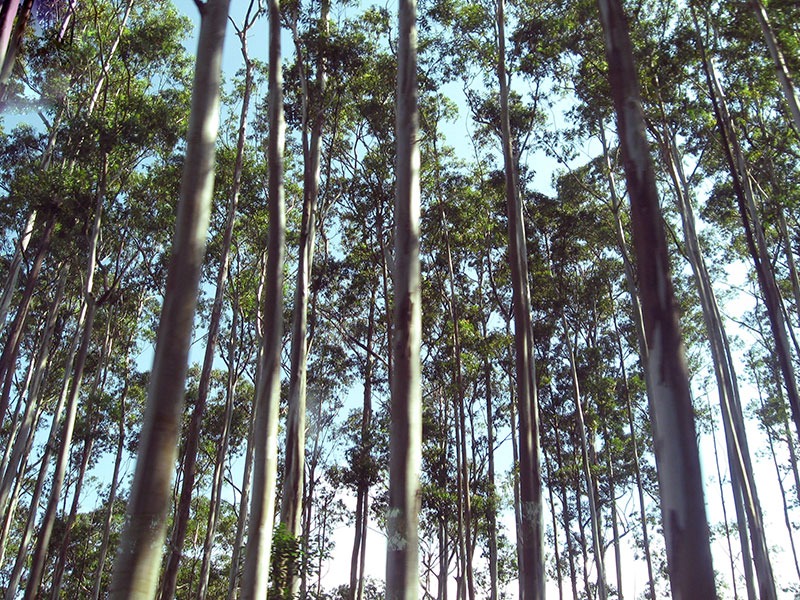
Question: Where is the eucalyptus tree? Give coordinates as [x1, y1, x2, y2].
[278, 0, 332, 586]
[385, 0, 422, 594]
[109, 0, 231, 596]
[159, 5, 262, 598]
[596, 0, 716, 595]
[240, 0, 287, 591]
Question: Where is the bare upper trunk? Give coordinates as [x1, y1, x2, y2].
[108, 2, 230, 596]
[385, 0, 422, 594]
[239, 0, 286, 593]
[596, 0, 716, 596]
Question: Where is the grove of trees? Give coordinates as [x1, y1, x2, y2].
[0, 0, 799, 598]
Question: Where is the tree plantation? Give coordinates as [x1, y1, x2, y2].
[1, 0, 800, 598]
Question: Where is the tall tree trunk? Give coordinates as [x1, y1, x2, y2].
[0, 215, 56, 424]
[0, 0, 20, 71]
[227, 252, 267, 600]
[753, 362, 800, 581]
[159, 7, 255, 595]
[609, 299, 656, 599]
[597, 1, 717, 596]
[5, 305, 83, 600]
[708, 394, 742, 599]
[0, 0, 31, 102]
[240, 0, 286, 592]
[497, 0, 544, 596]
[553, 411, 579, 600]
[693, 7, 800, 449]
[0, 210, 36, 330]
[109, 2, 230, 596]
[561, 315, 608, 600]
[483, 346, 499, 600]
[542, 437, 563, 600]
[748, 0, 800, 134]
[350, 287, 376, 600]
[0, 265, 65, 519]
[91, 375, 129, 600]
[657, 119, 776, 599]
[385, 0, 422, 593]
[198, 295, 241, 600]
[600, 421, 623, 600]
[279, 0, 329, 591]
[48, 435, 95, 598]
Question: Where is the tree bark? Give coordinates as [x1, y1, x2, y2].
[109, 2, 230, 596]
[158, 7, 255, 595]
[597, 1, 717, 596]
[279, 1, 329, 590]
[385, 0, 422, 593]
[497, 0, 545, 597]
[239, 0, 286, 592]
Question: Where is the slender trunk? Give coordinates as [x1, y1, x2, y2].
[602, 421, 623, 600]
[83, 0, 134, 118]
[561, 316, 607, 600]
[198, 295, 240, 600]
[350, 288, 375, 600]
[25, 151, 109, 599]
[240, 0, 286, 592]
[385, 0, 422, 592]
[553, 413, 579, 600]
[0, 401, 42, 568]
[109, 3, 230, 595]
[0, 210, 36, 329]
[91, 376, 129, 600]
[598, 1, 716, 595]
[708, 394, 741, 599]
[0, 215, 56, 423]
[658, 121, 776, 599]
[48, 435, 95, 599]
[748, 0, 800, 134]
[0, 0, 20, 71]
[484, 358, 499, 600]
[5, 308, 82, 600]
[609, 301, 656, 599]
[441, 211, 474, 600]
[159, 12, 253, 596]
[694, 8, 800, 449]
[753, 363, 800, 581]
[776, 205, 800, 330]
[227, 253, 267, 600]
[279, 1, 329, 591]
[0, 0, 31, 102]
[542, 438, 563, 600]
[0, 265, 65, 519]
[497, 0, 544, 596]
[574, 468, 592, 600]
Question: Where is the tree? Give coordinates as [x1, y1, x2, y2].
[385, 0, 422, 595]
[596, 0, 716, 596]
[109, 1, 231, 595]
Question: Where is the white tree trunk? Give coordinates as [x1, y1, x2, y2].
[239, 0, 287, 593]
[108, 1, 230, 596]
[597, 0, 717, 596]
[385, 0, 422, 594]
